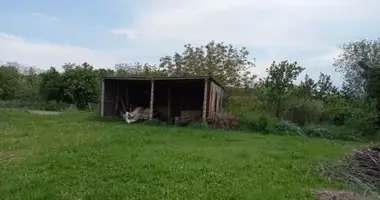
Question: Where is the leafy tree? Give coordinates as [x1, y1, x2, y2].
[264, 61, 304, 117]
[295, 74, 317, 100]
[39, 67, 64, 102]
[316, 72, 338, 101]
[358, 60, 380, 124]
[334, 39, 380, 98]
[115, 63, 164, 76]
[159, 41, 255, 87]
[0, 65, 19, 100]
[61, 62, 98, 109]
[16, 66, 41, 101]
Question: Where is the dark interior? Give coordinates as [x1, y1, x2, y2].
[102, 78, 205, 122]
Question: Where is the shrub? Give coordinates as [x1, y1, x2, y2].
[302, 124, 333, 139]
[275, 120, 302, 135]
[234, 113, 269, 132]
[281, 98, 324, 125]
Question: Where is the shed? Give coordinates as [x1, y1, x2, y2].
[100, 76, 225, 123]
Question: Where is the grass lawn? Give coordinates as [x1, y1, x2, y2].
[0, 109, 359, 200]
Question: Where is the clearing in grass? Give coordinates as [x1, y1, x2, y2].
[0, 109, 359, 200]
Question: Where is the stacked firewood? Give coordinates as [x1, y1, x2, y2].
[206, 113, 238, 129]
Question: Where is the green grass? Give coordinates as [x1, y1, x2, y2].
[0, 109, 360, 200]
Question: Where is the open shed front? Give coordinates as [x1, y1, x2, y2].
[100, 77, 223, 123]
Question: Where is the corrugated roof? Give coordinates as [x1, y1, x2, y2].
[102, 76, 225, 90]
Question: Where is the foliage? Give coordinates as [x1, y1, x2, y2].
[115, 62, 165, 76]
[334, 38, 380, 98]
[274, 120, 303, 135]
[264, 61, 304, 117]
[316, 72, 338, 101]
[61, 62, 99, 109]
[39, 67, 64, 102]
[302, 124, 333, 139]
[159, 41, 256, 87]
[281, 98, 324, 125]
[234, 112, 270, 132]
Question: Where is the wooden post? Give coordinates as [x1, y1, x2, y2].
[202, 78, 209, 122]
[115, 82, 120, 114]
[100, 79, 105, 117]
[125, 88, 129, 112]
[149, 79, 155, 120]
[167, 86, 171, 122]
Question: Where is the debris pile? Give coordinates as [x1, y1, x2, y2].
[322, 144, 380, 199]
[347, 145, 380, 190]
[206, 113, 238, 129]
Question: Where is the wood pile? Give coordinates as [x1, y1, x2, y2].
[348, 145, 380, 189]
[322, 144, 380, 198]
[206, 113, 238, 129]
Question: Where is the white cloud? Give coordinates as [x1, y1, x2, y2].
[2, 0, 379, 85]
[115, 0, 379, 46]
[110, 0, 380, 83]
[0, 33, 122, 69]
[31, 12, 60, 21]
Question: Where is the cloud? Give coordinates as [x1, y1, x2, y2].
[110, 0, 380, 84]
[31, 12, 60, 21]
[0, 33, 124, 69]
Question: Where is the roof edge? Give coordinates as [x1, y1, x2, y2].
[102, 76, 225, 90]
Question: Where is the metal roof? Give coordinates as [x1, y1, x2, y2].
[102, 76, 225, 90]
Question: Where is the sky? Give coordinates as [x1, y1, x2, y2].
[0, 0, 379, 85]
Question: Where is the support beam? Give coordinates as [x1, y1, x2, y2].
[125, 88, 129, 112]
[100, 80, 105, 117]
[167, 86, 171, 122]
[202, 78, 209, 121]
[149, 79, 155, 120]
[115, 82, 120, 114]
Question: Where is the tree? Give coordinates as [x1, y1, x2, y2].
[159, 41, 255, 87]
[316, 72, 338, 101]
[334, 39, 380, 98]
[296, 74, 317, 100]
[264, 61, 304, 117]
[115, 62, 165, 77]
[61, 62, 99, 109]
[16, 66, 41, 101]
[39, 67, 64, 102]
[0, 65, 19, 100]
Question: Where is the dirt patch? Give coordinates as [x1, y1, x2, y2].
[28, 110, 61, 115]
[313, 189, 363, 200]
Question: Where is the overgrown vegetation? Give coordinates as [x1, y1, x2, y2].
[0, 109, 359, 200]
[1, 39, 380, 141]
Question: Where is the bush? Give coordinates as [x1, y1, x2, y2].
[275, 120, 302, 135]
[281, 99, 324, 125]
[234, 113, 269, 132]
[302, 124, 333, 139]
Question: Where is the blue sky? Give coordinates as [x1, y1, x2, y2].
[0, 0, 379, 85]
